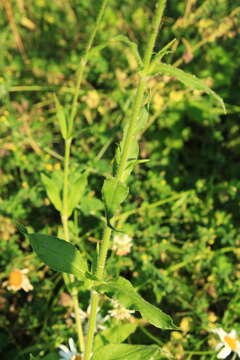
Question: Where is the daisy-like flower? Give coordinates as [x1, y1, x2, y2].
[4, 269, 33, 292]
[112, 234, 132, 256]
[58, 338, 82, 360]
[212, 328, 240, 359]
[108, 300, 135, 321]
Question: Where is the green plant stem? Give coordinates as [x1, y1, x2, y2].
[83, 2, 166, 359]
[60, 0, 109, 354]
[69, 0, 109, 135]
[61, 140, 85, 353]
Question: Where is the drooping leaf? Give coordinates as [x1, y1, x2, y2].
[54, 94, 68, 139]
[94, 323, 137, 351]
[92, 344, 161, 360]
[112, 35, 143, 68]
[68, 172, 88, 217]
[102, 178, 129, 223]
[28, 233, 88, 280]
[41, 171, 63, 212]
[152, 63, 226, 112]
[95, 277, 177, 330]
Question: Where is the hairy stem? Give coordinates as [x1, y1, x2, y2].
[83, 1, 167, 359]
[69, 0, 109, 135]
[61, 138, 85, 352]
[60, 0, 109, 353]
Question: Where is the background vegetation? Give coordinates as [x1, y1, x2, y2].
[0, 0, 240, 359]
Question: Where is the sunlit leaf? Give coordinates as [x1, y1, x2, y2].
[41, 172, 62, 212]
[96, 277, 177, 330]
[54, 94, 68, 139]
[112, 35, 143, 68]
[68, 172, 88, 217]
[102, 178, 129, 225]
[152, 63, 226, 112]
[92, 344, 161, 360]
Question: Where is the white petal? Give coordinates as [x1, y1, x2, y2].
[216, 342, 225, 350]
[68, 338, 76, 353]
[229, 329, 237, 338]
[217, 346, 232, 359]
[59, 350, 69, 359]
[212, 328, 227, 342]
[59, 344, 69, 353]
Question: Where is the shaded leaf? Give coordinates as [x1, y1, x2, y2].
[96, 277, 177, 330]
[28, 233, 88, 280]
[94, 323, 137, 351]
[92, 344, 161, 360]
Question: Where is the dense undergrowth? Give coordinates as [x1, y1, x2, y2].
[0, 0, 240, 359]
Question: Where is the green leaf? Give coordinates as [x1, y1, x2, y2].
[113, 108, 147, 181]
[149, 39, 177, 71]
[152, 63, 226, 112]
[29, 355, 38, 360]
[92, 344, 161, 360]
[102, 178, 129, 223]
[68, 172, 88, 217]
[27, 233, 88, 280]
[94, 323, 137, 351]
[16, 221, 28, 236]
[41, 172, 62, 212]
[54, 94, 68, 139]
[96, 277, 177, 330]
[135, 107, 149, 134]
[112, 35, 143, 68]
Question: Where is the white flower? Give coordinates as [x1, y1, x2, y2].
[112, 234, 132, 256]
[108, 300, 135, 321]
[58, 338, 82, 360]
[212, 328, 240, 359]
[4, 269, 33, 292]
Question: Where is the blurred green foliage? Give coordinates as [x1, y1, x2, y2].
[0, 0, 240, 359]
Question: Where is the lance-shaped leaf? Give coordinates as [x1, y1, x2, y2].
[28, 232, 88, 280]
[94, 323, 137, 351]
[102, 178, 129, 224]
[112, 35, 143, 68]
[152, 63, 226, 112]
[68, 172, 88, 217]
[95, 277, 177, 330]
[41, 171, 63, 212]
[149, 38, 177, 71]
[92, 344, 161, 360]
[54, 94, 68, 139]
[113, 107, 148, 180]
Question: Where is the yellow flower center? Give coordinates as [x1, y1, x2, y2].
[224, 335, 238, 351]
[9, 270, 23, 287]
[72, 355, 82, 360]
